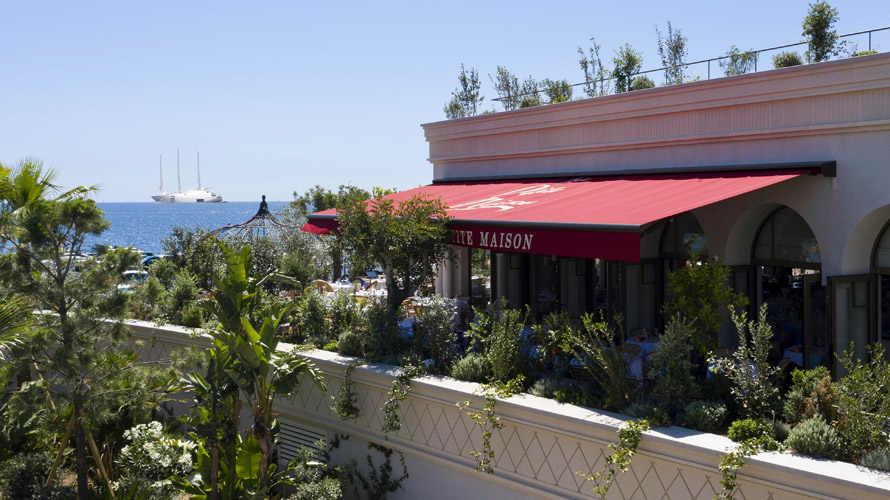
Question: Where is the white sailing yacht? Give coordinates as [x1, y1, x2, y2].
[152, 150, 223, 203]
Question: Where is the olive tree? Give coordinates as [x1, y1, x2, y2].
[337, 193, 451, 316]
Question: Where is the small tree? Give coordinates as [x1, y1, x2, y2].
[490, 66, 521, 111]
[444, 64, 483, 119]
[662, 253, 748, 355]
[612, 44, 643, 93]
[578, 36, 611, 97]
[541, 78, 573, 103]
[802, 1, 841, 63]
[708, 304, 779, 419]
[655, 21, 688, 84]
[721, 46, 758, 76]
[337, 193, 451, 317]
[648, 315, 699, 410]
[287, 184, 372, 280]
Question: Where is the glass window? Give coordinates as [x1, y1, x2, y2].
[873, 223, 890, 270]
[661, 213, 707, 259]
[753, 207, 820, 266]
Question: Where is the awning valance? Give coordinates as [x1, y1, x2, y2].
[302, 167, 825, 262]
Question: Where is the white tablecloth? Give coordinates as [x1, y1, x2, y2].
[783, 345, 803, 366]
[626, 338, 659, 357]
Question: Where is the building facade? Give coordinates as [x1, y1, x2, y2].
[306, 52, 890, 373]
[421, 53, 890, 373]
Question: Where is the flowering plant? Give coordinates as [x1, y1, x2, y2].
[115, 421, 195, 499]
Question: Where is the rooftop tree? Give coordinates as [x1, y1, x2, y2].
[655, 21, 688, 85]
[444, 64, 483, 119]
[578, 35, 611, 97]
[803, 1, 841, 63]
[611, 44, 643, 93]
[337, 193, 451, 316]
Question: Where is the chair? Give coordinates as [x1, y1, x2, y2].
[772, 357, 795, 392]
[311, 279, 334, 294]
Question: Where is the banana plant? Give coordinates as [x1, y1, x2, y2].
[177, 237, 325, 499]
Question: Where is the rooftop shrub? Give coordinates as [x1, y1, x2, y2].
[466, 299, 529, 383]
[835, 343, 890, 461]
[783, 365, 837, 425]
[785, 415, 842, 460]
[682, 401, 727, 434]
[709, 304, 778, 419]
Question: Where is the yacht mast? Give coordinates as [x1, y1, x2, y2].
[176, 148, 182, 193]
[159, 154, 164, 194]
[196, 152, 201, 189]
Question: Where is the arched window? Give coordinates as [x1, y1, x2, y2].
[661, 212, 707, 259]
[753, 207, 820, 268]
[872, 221, 890, 271]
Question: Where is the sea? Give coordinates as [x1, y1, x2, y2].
[85, 201, 290, 255]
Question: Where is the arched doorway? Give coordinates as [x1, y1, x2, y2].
[753, 207, 827, 369]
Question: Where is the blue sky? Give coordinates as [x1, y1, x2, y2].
[1, 1, 887, 202]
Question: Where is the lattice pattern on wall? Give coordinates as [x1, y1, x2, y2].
[284, 370, 793, 500]
[132, 330, 801, 500]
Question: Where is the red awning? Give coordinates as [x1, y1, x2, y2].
[302, 168, 820, 262]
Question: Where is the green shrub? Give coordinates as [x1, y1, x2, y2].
[785, 415, 842, 460]
[783, 366, 837, 425]
[648, 315, 699, 410]
[773, 51, 803, 68]
[682, 401, 727, 433]
[562, 312, 638, 411]
[165, 268, 200, 324]
[553, 384, 597, 408]
[860, 449, 890, 472]
[295, 289, 330, 346]
[181, 301, 205, 328]
[529, 376, 563, 399]
[835, 344, 890, 460]
[450, 353, 491, 383]
[361, 298, 403, 362]
[328, 291, 362, 337]
[338, 330, 365, 358]
[130, 276, 166, 320]
[146, 257, 178, 288]
[532, 310, 574, 374]
[0, 451, 75, 500]
[728, 418, 779, 450]
[623, 400, 657, 420]
[416, 296, 457, 372]
[630, 75, 656, 90]
[772, 420, 791, 443]
[708, 304, 778, 419]
[466, 299, 528, 383]
[322, 340, 338, 352]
